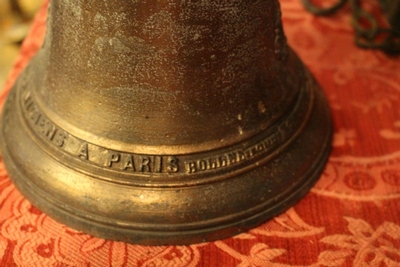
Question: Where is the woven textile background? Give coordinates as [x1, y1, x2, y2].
[0, 0, 400, 266]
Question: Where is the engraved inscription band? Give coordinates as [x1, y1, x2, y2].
[19, 82, 313, 182]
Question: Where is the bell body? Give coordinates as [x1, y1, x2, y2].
[0, 0, 332, 245]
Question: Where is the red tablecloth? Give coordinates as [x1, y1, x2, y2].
[1, 1, 400, 266]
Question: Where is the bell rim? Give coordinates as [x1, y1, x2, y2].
[0, 79, 332, 245]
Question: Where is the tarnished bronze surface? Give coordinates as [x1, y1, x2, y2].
[0, 0, 332, 245]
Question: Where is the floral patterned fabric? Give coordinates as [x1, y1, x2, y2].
[1, 1, 400, 266]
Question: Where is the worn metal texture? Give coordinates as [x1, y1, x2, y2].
[0, 0, 332, 245]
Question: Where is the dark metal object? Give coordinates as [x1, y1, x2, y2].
[0, 0, 332, 245]
[381, 0, 400, 35]
[302, 0, 400, 54]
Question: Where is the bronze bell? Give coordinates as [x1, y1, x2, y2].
[0, 0, 332, 245]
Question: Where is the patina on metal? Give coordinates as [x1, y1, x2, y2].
[0, 0, 332, 245]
